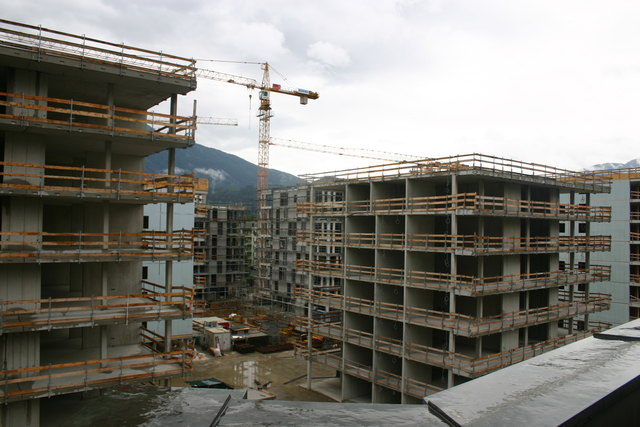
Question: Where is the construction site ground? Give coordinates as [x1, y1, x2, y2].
[172, 349, 337, 402]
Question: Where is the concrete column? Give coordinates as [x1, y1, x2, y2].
[0, 393, 39, 427]
[568, 191, 575, 334]
[164, 148, 175, 358]
[501, 183, 520, 351]
[584, 193, 591, 330]
[0, 69, 47, 427]
[307, 186, 315, 391]
[524, 198, 531, 346]
[447, 174, 457, 388]
[401, 179, 408, 404]
[101, 141, 111, 364]
[476, 251, 484, 357]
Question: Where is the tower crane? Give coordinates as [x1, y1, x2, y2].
[196, 63, 318, 296]
[196, 116, 238, 126]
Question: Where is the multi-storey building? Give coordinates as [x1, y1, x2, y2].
[0, 20, 197, 425]
[260, 186, 310, 310]
[290, 155, 613, 404]
[563, 168, 640, 325]
[194, 204, 249, 300]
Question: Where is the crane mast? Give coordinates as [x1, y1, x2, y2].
[258, 64, 272, 193]
[257, 63, 273, 298]
[196, 62, 318, 301]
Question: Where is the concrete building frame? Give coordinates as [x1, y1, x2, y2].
[275, 154, 614, 404]
[0, 19, 197, 425]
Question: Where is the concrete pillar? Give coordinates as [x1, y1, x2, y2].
[447, 174, 457, 388]
[307, 186, 315, 391]
[163, 94, 178, 362]
[0, 70, 46, 425]
[0, 399, 40, 427]
[501, 183, 520, 351]
[164, 147, 175, 359]
[583, 193, 591, 331]
[568, 191, 575, 333]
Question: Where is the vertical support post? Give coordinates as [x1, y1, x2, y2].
[164, 94, 178, 386]
[568, 192, 575, 334]
[584, 193, 591, 331]
[448, 173, 457, 388]
[306, 186, 315, 391]
[524, 186, 531, 346]
[476, 187, 484, 357]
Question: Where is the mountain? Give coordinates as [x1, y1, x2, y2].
[590, 158, 640, 170]
[145, 144, 304, 210]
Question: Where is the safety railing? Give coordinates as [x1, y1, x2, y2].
[631, 274, 640, 284]
[298, 192, 611, 222]
[193, 276, 207, 290]
[0, 160, 195, 201]
[297, 260, 610, 296]
[296, 288, 610, 337]
[0, 229, 193, 262]
[195, 204, 209, 216]
[631, 212, 640, 221]
[0, 19, 196, 81]
[0, 91, 196, 141]
[195, 178, 209, 194]
[631, 232, 640, 242]
[0, 280, 193, 334]
[140, 327, 195, 353]
[298, 231, 611, 254]
[299, 154, 610, 192]
[193, 228, 207, 240]
[295, 345, 443, 398]
[296, 317, 607, 377]
[631, 190, 640, 200]
[0, 343, 192, 403]
[193, 248, 207, 264]
[632, 253, 640, 262]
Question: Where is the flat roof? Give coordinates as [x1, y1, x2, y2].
[299, 153, 611, 193]
[426, 319, 640, 426]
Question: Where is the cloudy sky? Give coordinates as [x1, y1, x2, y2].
[4, 1, 640, 176]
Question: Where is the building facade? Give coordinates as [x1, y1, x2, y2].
[259, 186, 311, 310]
[563, 168, 640, 325]
[0, 20, 197, 425]
[194, 204, 250, 301]
[289, 155, 613, 403]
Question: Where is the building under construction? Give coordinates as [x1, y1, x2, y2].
[563, 167, 640, 325]
[260, 155, 614, 403]
[194, 204, 251, 301]
[0, 20, 197, 425]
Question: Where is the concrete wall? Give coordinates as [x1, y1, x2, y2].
[590, 179, 632, 325]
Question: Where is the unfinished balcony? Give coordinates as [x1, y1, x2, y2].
[0, 280, 193, 333]
[299, 231, 611, 255]
[296, 345, 443, 400]
[296, 317, 608, 379]
[298, 194, 611, 222]
[0, 161, 196, 203]
[0, 230, 193, 263]
[295, 288, 611, 337]
[0, 333, 192, 403]
[0, 91, 195, 150]
[297, 260, 611, 296]
[0, 19, 196, 95]
[195, 203, 209, 217]
[300, 154, 610, 193]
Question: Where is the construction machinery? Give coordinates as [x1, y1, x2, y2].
[196, 62, 318, 298]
